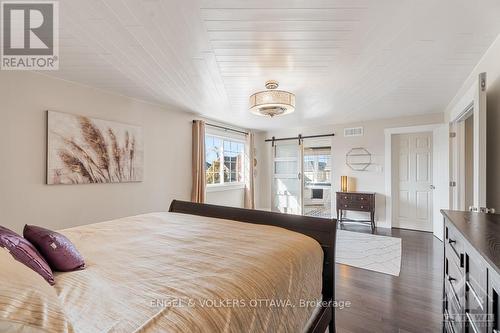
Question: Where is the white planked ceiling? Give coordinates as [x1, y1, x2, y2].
[43, 0, 500, 130]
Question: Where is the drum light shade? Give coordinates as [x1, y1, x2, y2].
[249, 80, 295, 117]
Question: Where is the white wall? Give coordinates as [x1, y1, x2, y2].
[0, 71, 193, 233]
[206, 187, 245, 207]
[255, 113, 444, 227]
[444, 34, 500, 210]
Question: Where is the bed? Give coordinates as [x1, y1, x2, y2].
[1, 200, 336, 333]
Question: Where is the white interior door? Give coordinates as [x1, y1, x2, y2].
[394, 132, 433, 231]
[272, 142, 302, 214]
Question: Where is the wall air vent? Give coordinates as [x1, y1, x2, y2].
[344, 127, 364, 137]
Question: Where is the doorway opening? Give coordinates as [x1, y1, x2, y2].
[449, 72, 487, 212]
[303, 146, 332, 218]
[464, 115, 474, 210]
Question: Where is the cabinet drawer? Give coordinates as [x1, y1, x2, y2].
[338, 194, 351, 201]
[465, 249, 487, 333]
[466, 287, 487, 332]
[466, 311, 484, 333]
[444, 309, 456, 333]
[489, 273, 500, 333]
[352, 194, 372, 203]
[446, 257, 464, 308]
[445, 223, 465, 268]
[338, 200, 371, 211]
[446, 278, 462, 313]
[445, 294, 463, 333]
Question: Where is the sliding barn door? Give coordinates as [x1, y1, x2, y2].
[272, 142, 302, 215]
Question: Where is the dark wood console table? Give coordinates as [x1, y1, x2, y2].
[336, 192, 375, 231]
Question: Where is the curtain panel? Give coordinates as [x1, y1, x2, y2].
[191, 120, 206, 203]
[244, 132, 256, 209]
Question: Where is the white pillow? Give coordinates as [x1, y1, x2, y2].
[0, 248, 74, 333]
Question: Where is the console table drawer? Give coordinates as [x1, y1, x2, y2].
[339, 193, 372, 203]
[338, 200, 372, 211]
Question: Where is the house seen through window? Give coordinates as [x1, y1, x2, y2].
[205, 135, 245, 186]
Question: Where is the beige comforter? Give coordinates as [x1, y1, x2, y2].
[52, 212, 323, 333]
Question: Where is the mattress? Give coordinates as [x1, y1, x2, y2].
[46, 212, 323, 332]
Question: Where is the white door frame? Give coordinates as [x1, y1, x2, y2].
[384, 123, 449, 238]
[448, 72, 487, 210]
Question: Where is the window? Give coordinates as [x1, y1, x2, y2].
[205, 134, 245, 186]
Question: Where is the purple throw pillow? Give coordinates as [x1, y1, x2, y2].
[0, 226, 55, 285]
[24, 225, 85, 272]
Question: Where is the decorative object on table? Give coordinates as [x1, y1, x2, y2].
[340, 176, 348, 192]
[336, 191, 376, 231]
[345, 147, 372, 171]
[47, 111, 143, 185]
[336, 229, 401, 276]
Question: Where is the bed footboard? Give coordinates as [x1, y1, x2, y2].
[169, 200, 337, 333]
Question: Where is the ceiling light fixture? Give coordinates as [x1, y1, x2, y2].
[249, 80, 295, 117]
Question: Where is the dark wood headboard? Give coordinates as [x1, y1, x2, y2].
[168, 200, 337, 333]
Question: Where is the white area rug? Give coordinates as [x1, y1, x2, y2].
[335, 230, 402, 276]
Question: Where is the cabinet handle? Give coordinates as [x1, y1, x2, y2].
[344, 196, 348, 199]
[360, 206, 364, 209]
[344, 205, 348, 208]
[448, 276, 456, 283]
[447, 239, 464, 267]
[360, 197, 364, 200]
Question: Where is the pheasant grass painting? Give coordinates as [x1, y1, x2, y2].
[47, 111, 143, 185]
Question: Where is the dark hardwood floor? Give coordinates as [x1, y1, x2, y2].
[335, 225, 443, 333]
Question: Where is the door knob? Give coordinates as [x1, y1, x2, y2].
[430, 185, 436, 190]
